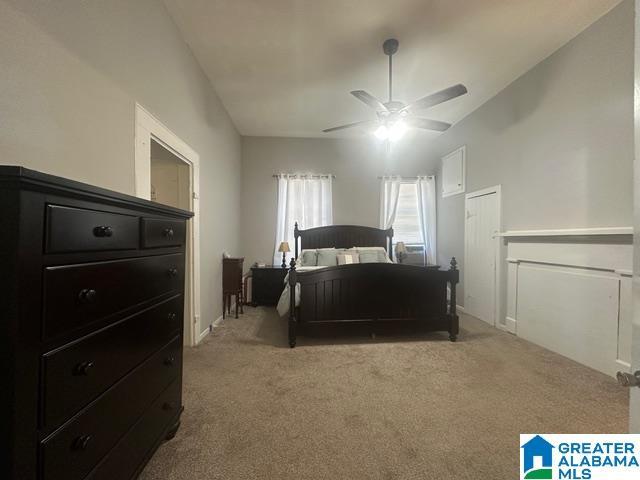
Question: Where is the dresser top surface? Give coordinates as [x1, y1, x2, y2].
[0, 165, 193, 219]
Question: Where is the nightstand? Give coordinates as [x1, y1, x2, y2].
[223, 257, 244, 318]
[250, 266, 288, 306]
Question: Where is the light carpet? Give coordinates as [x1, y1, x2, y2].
[140, 307, 628, 480]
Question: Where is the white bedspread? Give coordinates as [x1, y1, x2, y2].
[276, 266, 326, 317]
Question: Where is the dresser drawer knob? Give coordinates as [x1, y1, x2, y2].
[163, 228, 175, 238]
[164, 356, 175, 366]
[78, 289, 97, 304]
[74, 361, 95, 376]
[93, 225, 113, 237]
[72, 435, 92, 451]
[162, 402, 174, 411]
[167, 268, 178, 277]
[168, 312, 177, 321]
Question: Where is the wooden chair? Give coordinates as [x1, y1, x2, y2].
[223, 257, 244, 319]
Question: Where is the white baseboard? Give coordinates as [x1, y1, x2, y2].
[616, 359, 631, 373]
[197, 315, 222, 344]
[197, 326, 210, 344]
[456, 304, 465, 313]
[212, 315, 224, 328]
[504, 316, 516, 334]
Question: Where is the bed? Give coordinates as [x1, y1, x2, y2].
[284, 223, 459, 347]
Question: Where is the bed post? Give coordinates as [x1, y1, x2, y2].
[448, 257, 459, 342]
[288, 258, 297, 348]
[294, 222, 300, 260]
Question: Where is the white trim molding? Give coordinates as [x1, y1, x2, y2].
[499, 226, 633, 237]
[197, 325, 211, 344]
[135, 103, 202, 347]
[504, 234, 632, 377]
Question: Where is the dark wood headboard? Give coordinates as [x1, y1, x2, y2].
[294, 223, 393, 258]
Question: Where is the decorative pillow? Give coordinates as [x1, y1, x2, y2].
[298, 249, 318, 266]
[355, 246, 390, 263]
[316, 248, 338, 266]
[358, 251, 383, 263]
[337, 252, 360, 265]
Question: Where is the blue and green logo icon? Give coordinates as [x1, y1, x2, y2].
[521, 435, 554, 479]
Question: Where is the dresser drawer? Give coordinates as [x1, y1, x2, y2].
[40, 336, 182, 480]
[141, 217, 186, 248]
[41, 295, 183, 430]
[84, 380, 181, 480]
[43, 254, 184, 340]
[46, 205, 139, 253]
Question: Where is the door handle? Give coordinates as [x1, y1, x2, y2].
[617, 371, 640, 387]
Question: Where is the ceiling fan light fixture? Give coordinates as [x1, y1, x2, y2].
[388, 120, 407, 141]
[374, 125, 389, 140]
[323, 39, 467, 135]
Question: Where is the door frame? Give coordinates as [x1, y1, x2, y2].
[464, 185, 502, 327]
[134, 103, 202, 346]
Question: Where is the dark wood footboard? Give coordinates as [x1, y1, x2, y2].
[287, 258, 459, 347]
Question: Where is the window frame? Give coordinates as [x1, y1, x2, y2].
[392, 180, 425, 249]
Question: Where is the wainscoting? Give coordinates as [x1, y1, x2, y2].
[502, 228, 633, 377]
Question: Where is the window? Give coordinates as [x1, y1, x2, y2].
[394, 182, 423, 246]
[273, 174, 333, 265]
[380, 175, 436, 264]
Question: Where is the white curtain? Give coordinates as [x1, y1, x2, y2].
[273, 174, 333, 265]
[417, 176, 437, 264]
[379, 176, 401, 229]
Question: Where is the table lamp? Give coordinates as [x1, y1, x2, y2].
[278, 241, 290, 268]
[395, 242, 407, 263]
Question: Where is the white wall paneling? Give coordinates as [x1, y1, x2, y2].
[504, 232, 633, 377]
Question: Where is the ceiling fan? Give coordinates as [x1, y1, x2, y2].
[323, 38, 468, 140]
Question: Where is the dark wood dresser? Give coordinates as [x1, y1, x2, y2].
[250, 266, 287, 306]
[0, 167, 193, 480]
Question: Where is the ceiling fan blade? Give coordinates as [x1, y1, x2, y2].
[402, 84, 468, 112]
[406, 117, 452, 132]
[350, 90, 389, 111]
[322, 120, 376, 133]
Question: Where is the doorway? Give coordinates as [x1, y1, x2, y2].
[134, 104, 202, 346]
[464, 186, 501, 326]
[150, 139, 191, 210]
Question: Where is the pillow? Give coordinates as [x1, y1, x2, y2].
[298, 249, 318, 266]
[316, 248, 338, 266]
[337, 252, 360, 265]
[355, 246, 390, 263]
[358, 250, 383, 263]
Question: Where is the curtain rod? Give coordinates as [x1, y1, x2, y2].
[273, 174, 336, 179]
[377, 175, 434, 179]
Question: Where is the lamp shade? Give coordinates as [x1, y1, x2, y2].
[395, 242, 407, 254]
[278, 241, 291, 253]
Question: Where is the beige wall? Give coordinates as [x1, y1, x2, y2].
[428, 0, 634, 306]
[241, 0, 633, 313]
[241, 135, 439, 266]
[0, 0, 242, 333]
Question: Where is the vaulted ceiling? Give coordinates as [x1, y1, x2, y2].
[164, 0, 622, 138]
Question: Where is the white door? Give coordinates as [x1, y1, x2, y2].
[464, 187, 500, 325]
